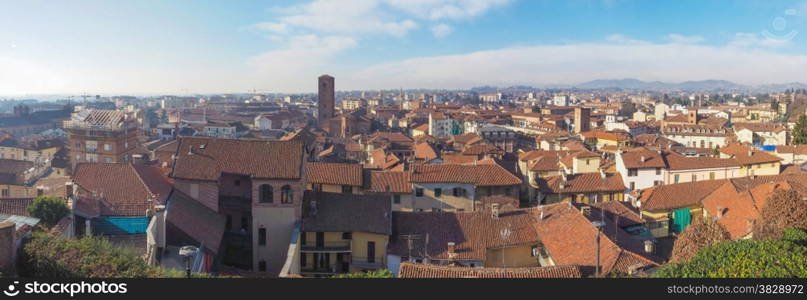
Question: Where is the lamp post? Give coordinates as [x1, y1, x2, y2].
[179, 245, 199, 279]
[591, 221, 605, 276]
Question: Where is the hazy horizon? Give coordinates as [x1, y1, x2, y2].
[4, 0, 807, 95]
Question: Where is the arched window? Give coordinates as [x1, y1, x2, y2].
[259, 185, 273, 203]
[281, 185, 293, 204]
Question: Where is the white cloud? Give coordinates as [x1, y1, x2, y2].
[667, 34, 704, 44]
[342, 39, 807, 90]
[431, 24, 453, 38]
[251, 22, 289, 34]
[265, 0, 418, 37]
[605, 34, 649, 44]
[729, 32, 791, 48]
[385, 0, 512, 21]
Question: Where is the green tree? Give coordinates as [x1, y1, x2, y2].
[654, 230, 807, 278]
[670, 217, 730, 263]
[753, 189, 807, 240]
[793, 115, 807, 145]
[27, 196, 70, 228]
[332, 269, 394, 278]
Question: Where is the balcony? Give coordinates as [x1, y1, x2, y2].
[300, 241, 351, 253]
[350, 256, 385, 270]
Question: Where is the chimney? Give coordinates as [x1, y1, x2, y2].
[599, 168, 606, 179]
[64, 182, 74, 199]
[580, 206, 591, 216]
[643, 239, 655, 256]
[640, 156, 646, 163]
[310, 199, 318, 217]
[716, 206, 726, 219]
[491, 203, 500, 219]
[447, 242, 457, 259]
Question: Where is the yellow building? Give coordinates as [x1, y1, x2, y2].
[298, 191, 391, 277]
[719, 144, 781, 177]
[636, 179, 725, 237]
[537, 172, 626, 205]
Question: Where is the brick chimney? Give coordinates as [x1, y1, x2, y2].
[447, 242, 456, 259]
[491, 203, 500, 219]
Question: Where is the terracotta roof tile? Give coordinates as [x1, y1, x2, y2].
[538, 173, 625, 194]
[398, 263, 582, 278]
[172, 137, 303, 181]
[390, 209, 540, 261]
[73, 163, 171, 216]
[366, 171, 411, 193]
[302, 191, 392, 235]
[305, 162, 363, 186]
[637, 179, 727, 212]
[411, 164, 521, 186]
[166, 190, 225, 254]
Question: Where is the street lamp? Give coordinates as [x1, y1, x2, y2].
[179, 245, 199, 279]
[591, 221, 605, 276]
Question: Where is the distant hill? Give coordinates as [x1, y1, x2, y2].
[474, 79, 807, 93]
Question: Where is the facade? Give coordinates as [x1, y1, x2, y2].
[64, 109, 140, 169]
[171, 137, 306, 274]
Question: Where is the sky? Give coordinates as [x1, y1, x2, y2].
[3, 0, 807, 95]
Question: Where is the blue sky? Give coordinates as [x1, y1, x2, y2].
[2, 0, 807, 95]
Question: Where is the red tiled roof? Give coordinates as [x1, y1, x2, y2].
[538, 173, 625, 194]
[719, 143, 781, 165]
[0, 198, 33, 217]
[637, 179, 727, 212]
[533, 203, 658, 276]
[302, 191, 392, 235]
[398, 263, 582, 278]
[366, 171, 411, 193]
[165, 189, 225, 254]
[304, 162, 363, 186]
[73, 163, 171, 217]
[619, 148, 666, 169]
[411, 164, 522, 186]
[413, 142, 439, 161]
[390, 209, 540, 261]
[172, 137, 303, 181]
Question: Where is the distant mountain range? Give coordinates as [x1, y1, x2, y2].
[472, 79, 807, 93]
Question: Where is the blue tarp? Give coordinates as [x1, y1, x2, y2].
[91, 217, 149, 235]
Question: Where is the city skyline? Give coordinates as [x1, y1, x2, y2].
[4, 0, 807, 95]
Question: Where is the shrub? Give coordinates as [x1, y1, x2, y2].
[670, 217, 730, 263]
[332, 269, 393, 278]
[18, 233, 207, 278]
[654, 237, 807, 278]
[753, 189, 807, 240]
[26, 196, 70, 228]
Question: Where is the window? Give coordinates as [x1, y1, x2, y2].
[234, 180, 240, 186]
[300, 232, 307, 245]
[104, 144, 111, 151]
[258, 228, 266, 246]
[392, 195, 401, 204]
[655, 168, 661, 175]
[259, 185, 273, 203]
[104, 157, 112, 163]
[312, 183, 322, 191]
[691, 174, 697, 182]
[709, 172, 715, 180]
[415, 188, 424, 197]
[628, 169, 638, 176]
[342, 232, 352, 240]
[654, 180, 663, 186]
[0, 189, 8, 197]
[281, 185, 293, 204]
[505, 187, 512, 196]
[240, 216, 248, 231]
[629, 182, 635, 190]
[225, 215, 232, 231]
[434, 188, 442, 198]
[342, 185, 353, 194]
[258, 261, 266, 272]
[300, 253, 307, 267]
[674, 174, 680, 184]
